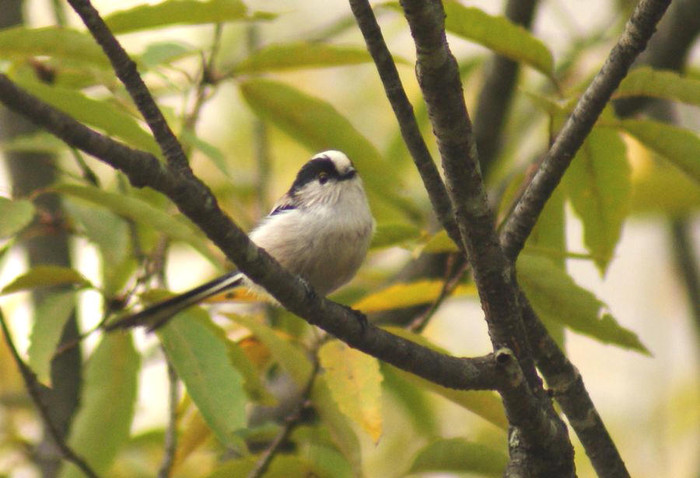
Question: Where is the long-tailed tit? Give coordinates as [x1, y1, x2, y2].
[107, 150, 375, 330]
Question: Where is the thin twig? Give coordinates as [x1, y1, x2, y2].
[157, 359, 179, 478]
[0, 309, 99, 478]
[500, 0, 673, 261]
[348, 0, 463, 251]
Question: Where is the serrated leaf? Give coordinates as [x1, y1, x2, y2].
[409, 437, 507, 477]
[371, 222, 422, 249]
[618, 119, 700, 183]
[353, 279, 476, 313]
[27, 291, 76, 385]
[0, 197, 35, 239]
[238, 79, 406, 220]
[54, 184, 220, 265]
[60, 334, 139, 478]
[159, 311, 247, 449]
[564, 127, 630, 274]
[13, 77, 160, 155]
[442, 1, 554, 77]
[233, 43, 374, 74]
[228, 314, 313, 387]
[311, 376, 362, 471]
[0, 26, 110, 68]
[105, 0, 268, 34]
[615, 67, 700, 106]
[318, 341, 383, 443]
[517, 253, 650, 354]
[1, 266, 91, 295]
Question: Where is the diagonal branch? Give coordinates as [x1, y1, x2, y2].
[66, 0, 191, 174]
[499, 0, 672, 261]
[0, 310, 98, 478]
[348, 0, 463, 250]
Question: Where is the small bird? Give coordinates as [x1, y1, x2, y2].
[106, 150, 375, 331]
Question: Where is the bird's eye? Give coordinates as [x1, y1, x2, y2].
[318, 172, 329, 184]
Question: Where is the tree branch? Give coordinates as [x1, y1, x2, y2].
[0, 310, 98, 478]
[398, 0, 572, 473]
[500, 0, 673, 261]
[348, 0, 463, 250]
[66, 0, 191, 174]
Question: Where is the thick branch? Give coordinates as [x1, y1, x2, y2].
[500, 0, 672, 261]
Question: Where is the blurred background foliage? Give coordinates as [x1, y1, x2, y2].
[0, 0, 698, 477]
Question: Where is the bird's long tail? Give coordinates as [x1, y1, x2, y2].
[105, 271, 245, 331]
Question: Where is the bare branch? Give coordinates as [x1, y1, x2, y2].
[500, 0, 672, 261]
[66, 0, 191, 173]
[0, 310, 99, 478]
[348, 0, 463, 250]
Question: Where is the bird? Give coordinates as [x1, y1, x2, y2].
[106, 150, 375, 331]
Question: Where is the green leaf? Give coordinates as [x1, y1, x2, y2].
[618, 119, 700, 184]
[229, 314, 313, 387]
[159, 311, 247, 449]
[238, 79, 406, 221]
[318, 341, 383, 443]
[311, 376, 363, 472]
[54, 184, 220, 265]
[140, 41, 197, 68]
[233, 43, 374, 73]
[421, 229, 460, 254]
[631, 161, 700, 216]
[616, 67, 700, 106]
[0, 197, 35, 239]
[0, 26, 110, 68]
[517, 254, 650, 354]
[371, 222, 422, 249]
[13, 77, 160, 155]
[28, 291, 76, 385]
[442, 1, 554, 78]
[381, 364, 438, 436]
[563, 127, 630, 274]
[353, 279, 476, 313]
[382, 328, 507, 430]
[208, 455, 329, 478]
[227, 339, 276, 405]
[105, 0, 268, 34]
[60, 334, 139, 478]
[1, 266, 91, 295]
[409, 437, 507, 477]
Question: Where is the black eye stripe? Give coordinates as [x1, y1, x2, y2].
[289, 157, 339, 192]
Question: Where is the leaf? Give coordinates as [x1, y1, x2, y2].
[233, 43, 374, 73]
[105, 0, 268, 34]
[382, 328, 508, 430]
[618, 119, 700, 184]
[442, 1, 554, 78]
[0, 197, 35, 239]
[60, 334, 140, 478]
[311, 376, 363, 472]
[0, 26, 110, 68]
[370, 222, 422, 249]
[353, 279, 476, 313]
[54, 184, 220, 265]
[13, 76, 160, 155]
[27, 291, 76, 385]
[140, 41, 197, 68]
[1, 266, 91, 295]
[159, 311, 247, 450]
[517, 254, 650, 354]
[229, 314, 313, 387]
[318, 341, 383, 443]
[615, 67, 700, 106]
[563, 126, 631, 274]
[409, 437, 507, 477]
[208, 455, 328, 478]
[421, 229, 460, 254]
[380, 364, 438, 436]
[238, 79, 407, 221]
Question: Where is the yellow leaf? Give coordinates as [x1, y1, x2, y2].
[318, 341, 383, 443]
[353, 280, 477, 313]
